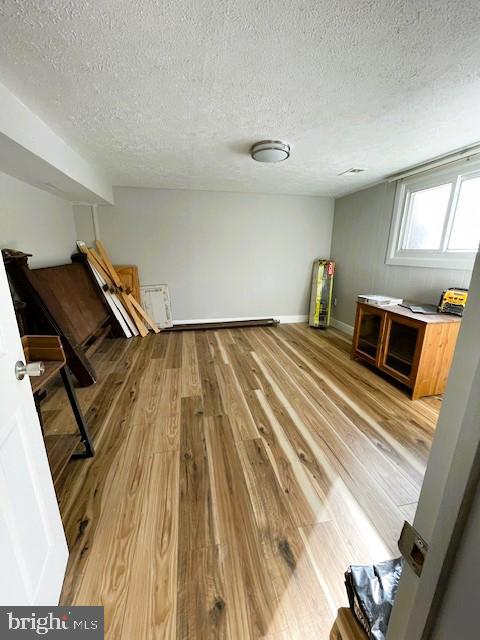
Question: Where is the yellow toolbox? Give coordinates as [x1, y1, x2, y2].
[438, 288, 468, 316]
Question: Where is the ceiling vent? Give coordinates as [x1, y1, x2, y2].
[338, 168, 367, 176]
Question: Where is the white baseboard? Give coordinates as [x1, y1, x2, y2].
[278, 315, 308, 324]
[331, 317, 354, 335]
[173, 314, 308, 325]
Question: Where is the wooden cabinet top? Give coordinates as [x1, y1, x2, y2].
[356, 301, 461, 325]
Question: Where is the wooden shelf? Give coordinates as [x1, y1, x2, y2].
[44, 434, 81, 488]
[22, 334, 65, 362]
[30, 361, 64, 394]
[22, 335, 66, 393]
[385, 349, 413, 367]
[22, 335, 92, 487]
[358, 336, 377, 349]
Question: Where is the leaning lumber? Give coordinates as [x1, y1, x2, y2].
[95, 240, 159, 335]
[76, 242, 135, 338]
[77, 240, 160, 337]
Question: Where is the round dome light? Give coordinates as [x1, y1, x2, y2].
[250, 140, 290, 163]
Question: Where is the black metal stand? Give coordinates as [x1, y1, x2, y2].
[60, 366, 95, 459]
[34, 393, 45, 434]
[34, 365, 95, 459]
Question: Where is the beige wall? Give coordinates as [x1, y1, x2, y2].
[73, 204, 97, 247]
[76, 187, 334, 321]
[331, 182, 473, 327]
[0, 171, 77, 267]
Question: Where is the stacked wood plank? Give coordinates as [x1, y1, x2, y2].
[77, 240, 159, 338]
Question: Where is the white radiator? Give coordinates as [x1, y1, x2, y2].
[140, 285, 173, 328]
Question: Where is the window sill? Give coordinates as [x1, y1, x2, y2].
[386, 254, 476, 270]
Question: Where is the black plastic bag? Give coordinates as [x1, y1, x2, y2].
[345, 557, 403, 640]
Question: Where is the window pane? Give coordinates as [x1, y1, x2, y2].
[404, 183, 451, 250]
[448, 176, 480, 251]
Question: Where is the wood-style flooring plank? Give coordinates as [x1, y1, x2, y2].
[195, 331, 224, 417]
[176, 543, 228, 640]
[56, 336, 155, 603]
[290, 323, 438, 426]
[181, 331, 202, 398]
[83, 372, 125, 441]
[249, 351, 397, 559]
[254, 388, 331, 526]
[132, 359, 181, 452]
[253, 328, 419, 505]
[72, 420, 152, 639]
[178, 396, 215, 552]
[252, 347, 404, 555]
[165, 331, 183, 369]
[204, 414, 282, 638]
[271, 326, 429, 484]
[299, 522, 353, 614]
[214, 361, 259, 441]
[39, 324, 440, 639]
[151, 331, 169, 359]
[237, 438, 332, 637]
[122, 450, 180, 640]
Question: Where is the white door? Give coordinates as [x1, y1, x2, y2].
[387, 249, 480, 639]
[0, 255, 68, 605]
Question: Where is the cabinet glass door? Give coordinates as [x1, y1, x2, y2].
[357, 308, 384, 362]
[382, 319, 420, 380]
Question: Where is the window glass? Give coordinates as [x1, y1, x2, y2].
[387, 160, 480, 268]
[448, 176, 480, 251]
[404, 183, 451, 250]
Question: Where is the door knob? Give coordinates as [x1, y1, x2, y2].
[15, 360, 45, 381]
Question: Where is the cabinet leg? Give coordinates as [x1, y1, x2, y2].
[60, 366, 95, 458]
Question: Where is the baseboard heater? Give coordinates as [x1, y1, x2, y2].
[168, 318, 280, 331]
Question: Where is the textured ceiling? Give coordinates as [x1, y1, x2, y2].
[1, 1, 480, 197]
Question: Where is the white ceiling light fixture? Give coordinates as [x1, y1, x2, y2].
[250, 140, 290, 163]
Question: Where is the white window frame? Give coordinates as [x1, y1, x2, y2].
[386, 160, 480, 270]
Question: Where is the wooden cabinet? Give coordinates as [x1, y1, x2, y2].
[352, 302, 461, 399]
[354, 304, 385, 365]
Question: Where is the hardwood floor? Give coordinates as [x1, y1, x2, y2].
[42, 324, 440, 639]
